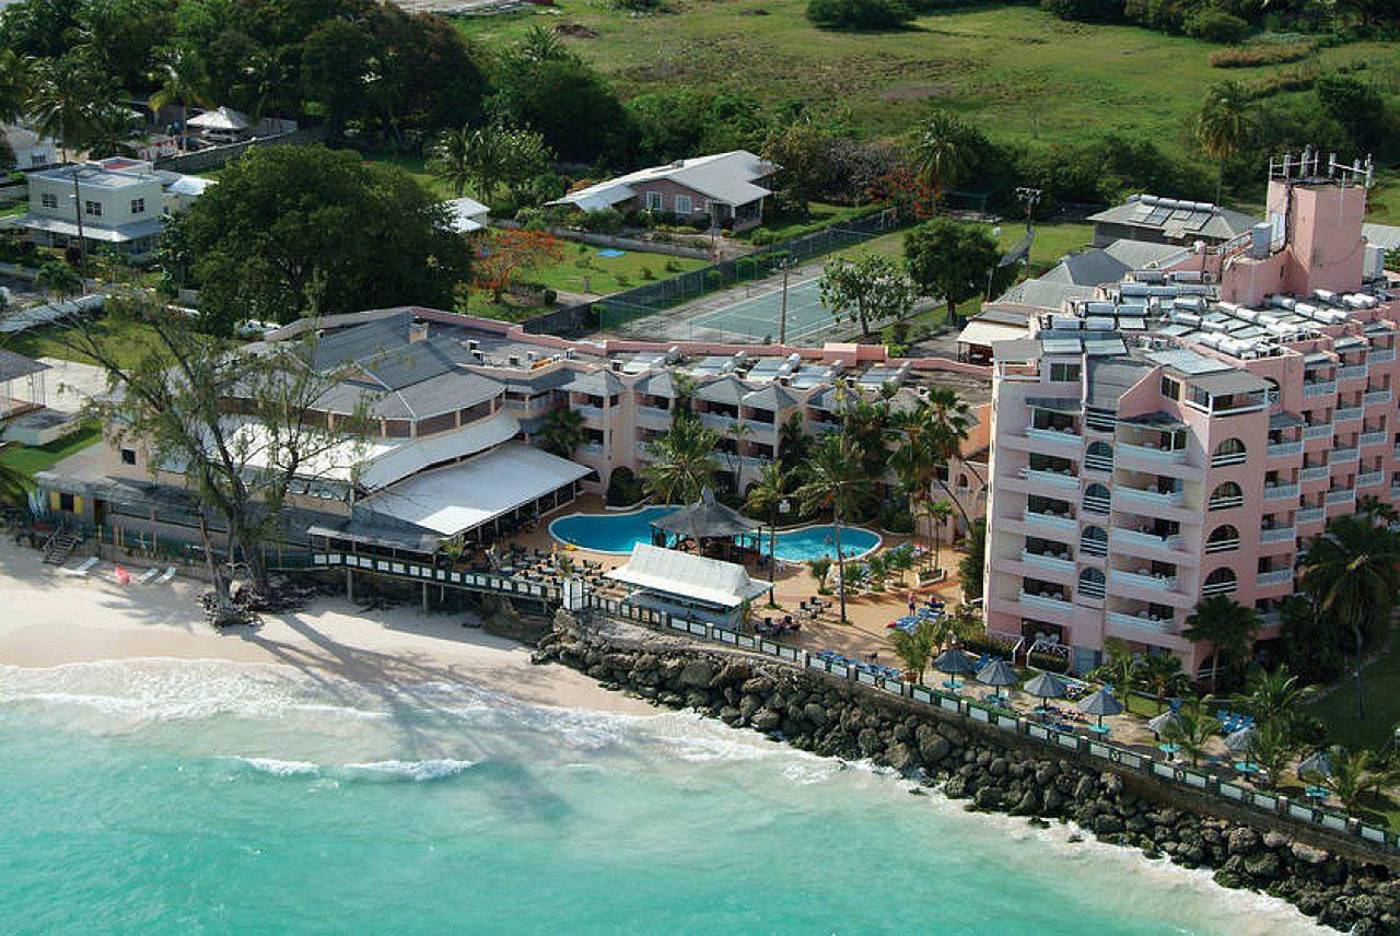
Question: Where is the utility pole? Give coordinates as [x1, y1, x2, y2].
[778, 262, 791, 346]
[71, 168, 88, 281]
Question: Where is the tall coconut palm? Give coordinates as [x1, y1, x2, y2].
[911, 110, 976, 214]
[925, 498, 953, 573]
[1196, 80, 1254, 203]
[0, 49, 33, 125]
[1249, 721, 1295, 789]
[147, 46, 209, 150]
[643, 415, 720, 506]
[1139, 653, 1188, 712]
[428, 124, 474, 198]
[1162, 697, 1221, 768]
[1303, 746, 1388, 812]
[538, 408, 585, 458]
[744, 460, 788, 603]
[1183, 595, 1259, 692]
[1300, 513, 1400, 720]
[890, 618, 937, 684]
[27, 56, 105, 160]
[795, 434, 871, 624]
[1234, 664, 1314, 732]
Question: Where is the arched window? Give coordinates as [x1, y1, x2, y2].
[1085, 441, 1113, 471]
[1212, 438, 1247, 467]
[957, 474, 970, 489]
[1078, 567, 1105, 598]
[1202, 567, 1238, 595]
[1205, 524, 1240, 553]
[1080, 525, 1108, 557]
[1208, 481, 1244, 510]
[1083, 483, 1111, 514]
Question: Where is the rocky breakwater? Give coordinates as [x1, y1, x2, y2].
[534, 626, 1400, 934]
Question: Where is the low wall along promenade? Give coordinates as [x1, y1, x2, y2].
[534, 607, 1400, 934]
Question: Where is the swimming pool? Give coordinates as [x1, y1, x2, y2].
[549, 506, 880, 561]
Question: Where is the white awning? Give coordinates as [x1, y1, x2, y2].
[358, 413, 520, 491]
[607, 544, 772, 609]
[362, 442, 590, 536]
[957, 319, 1028, 347]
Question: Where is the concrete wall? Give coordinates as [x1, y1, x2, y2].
[153, 125, 328, 174]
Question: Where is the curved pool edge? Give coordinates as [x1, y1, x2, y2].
[549, 508, 883, 562]
[764, 521, 882, 562]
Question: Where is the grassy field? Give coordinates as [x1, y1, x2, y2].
[1301, 637, 1400, 753]
[852, 218, 1093, 272]
[0, 423, 101, 483]
[455, 2, 1394, 163]
[4, 316, 167, 371]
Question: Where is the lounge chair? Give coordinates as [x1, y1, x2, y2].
[59, 556, 100, 577]
[157, 566, 177, 583]
[137, 567, 160, 584]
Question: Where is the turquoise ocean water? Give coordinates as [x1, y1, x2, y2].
[0, 658, 1321, 935]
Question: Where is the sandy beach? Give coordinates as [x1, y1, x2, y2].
[0, 540, 651, 716]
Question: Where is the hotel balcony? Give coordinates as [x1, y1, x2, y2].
[1021, 508, 1078, 534]
[1262, 482, 1299, 502]
[1025, 426, 1082, 454]
[1018, 466, 1080, 493]
[1334, 406, 1364, 424]
[1117, 486, 1186, 511]
[1392, 485, 1400, 501]
[1300, 465, 1329, 483]
[1332, 446, 1359, 464]
[1106, 609, 1176, 636]
[575, 404, 605, 423]
[698, 412, 739, 433]
[1357, 470, 1385, 489]
[1110, 528, 1193, 563]
[1017, 590, 1075, 615]
[1117, 441, 1188, 468]
[1371, 348, 1397, 364]
[1257, 568, 1294, 588]
[1259, 526, 1297, 545]
[1297, 505, 1326, 524]
[1365, 389, 1393, 407]
[635, 405, 672, 430]
[1302, 424, 1334, 442]
[1360, 430, 1388, 448]
[1338, 364, 1369, 384]
[1021, 549, 1076, 575]
[1302, 381, 1338, 398]
[579, 441, 605, 456]
[1108, 568, 1179, 594]
[1325, 489, 1356, 508]
[1266, 441, 1304, 459]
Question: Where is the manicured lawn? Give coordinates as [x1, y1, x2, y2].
[367, 152, 458, 199]
[1300, 631, 1400, 753]
[529, 241, 707, 296]
[1366, 169, 1400, 224]
[0, 423, 101, 483]
[5, 315, 168, 371]
[742, 202, 873, 242]
[455, 3, 1392, 161]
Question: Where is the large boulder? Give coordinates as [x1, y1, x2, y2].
[677, 660, 715, 689]
[752, 707, 783, 732]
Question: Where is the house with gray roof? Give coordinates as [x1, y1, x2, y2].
[1087, 194, 1257, 248]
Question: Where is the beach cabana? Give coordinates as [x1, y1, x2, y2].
[650, 488, 761, 560]
[1077, 687, 1124, 731]
[606, 543, 771, 626]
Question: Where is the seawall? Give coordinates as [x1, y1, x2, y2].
[533, 616, 1400, 934]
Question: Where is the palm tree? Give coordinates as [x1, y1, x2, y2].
[1183, 595, 1260, 692]
[147, 46, 208, 151]
[514, 25, 570, 65]
[1139, 653, 1188, 712]
[1234, 665, 1313, 732]
[429, 124, 509, 202]
[428, 124, 474, 199]
[890, 618, 937, 684]
[1356, 494, 1397, 524]
[1196, 80, 1254, 203]
[538, 408, 585, 458]
[643, 416, 720, 505]
[27, 56, 105, 160]
[958, 518, 986, 602]
[807, 556, 832, 593]
[795, 434, 871, 624]
[777, 413, 810, 472]
[35, 260, 81, 301]
[1249, 721, 1295, 789]
[911, 110, 976, 213]
[1090, 637, 1140, 694]
[744, 460, 788, 603]
[1303, 746, 1381, 812]
[235, 49, 287, 123]
[0, 49, 32, 125]
[925, 499, 953, 573]
[1300, 513, 1400, 720]
[1162, 697, 1221, 768]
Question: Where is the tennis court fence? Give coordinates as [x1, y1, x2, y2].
[524, 208, 902, 336]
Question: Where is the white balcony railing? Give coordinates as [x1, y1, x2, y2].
[1266, 441, 1303, 459]
[1106, 610, 1175, 634]
[1334, 406, 1364, 423]
[1119, 442, 1188, 464]
[1326, 489, 1356, 507]
[1365, 389, 1392, 407]
[1338, 364, 1368, 382]
[698, 412, 739, 433]
[1302, 424, 1333, 441]
[1360, 430, 1387, 448]
[1370, 348, 1397, 364]
[1019, 467, 1081, 492]
[1332, 447, 1359, 464]
[1297, 506, 1325, 524]
[1259, 526, 1296, 544]
[1021, 550, 1075, 573]
[1026, 427, 1081, 448]
[575, 404, 604, 421]
[1117, 487, 1185, 510]
[1108, 568, 1179, 593]
[636, 404, 671, 423]
[1111, 528, 1184, 553]
[1257, 569, 1293, 587]
[1357, 470, 1385, 488]
[1303, 381, 1337, 398]
[1022, 509, 1078, 533]
[1018, 591, 1073, 613]
[1262, 483, 1299, 502]
[1300, 465, 1329, 482]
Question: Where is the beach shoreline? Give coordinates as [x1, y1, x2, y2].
[0, 540, 650, 717]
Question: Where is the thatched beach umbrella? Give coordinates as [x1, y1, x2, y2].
[1225, 725, 1258, 772]
[934, 648, 977, 690]
[976, 659, 1019, 702]
[1297, 750, 1332, 780]
[1077, 687, 1124, 729]
[1024, 671, 1068, 711]
[1147, 710, 1181, 736]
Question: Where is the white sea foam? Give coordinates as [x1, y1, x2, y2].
[337, 759, 477, 782]
[233, 756, 322, 777]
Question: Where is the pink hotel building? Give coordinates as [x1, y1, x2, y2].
[983, 158, 1397, 679]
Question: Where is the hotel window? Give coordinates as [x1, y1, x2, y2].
[40, 193, 58, 209]
[645, 191, 663, 211]
[674, 195, 693, 215]
[120, 448, 137, 465]
[130, 198, 145, 214]
[1048, 363, 1080, 383]
[1161, 377, 1181, 400]
[84, 200, 102, 217]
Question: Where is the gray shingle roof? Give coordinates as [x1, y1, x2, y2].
[696, 376, 745, 406]
[0, 348, 48, 382]
[1086, 359, 1151, 409]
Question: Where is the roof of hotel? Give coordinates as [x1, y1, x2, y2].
[607, 543, 772, 609]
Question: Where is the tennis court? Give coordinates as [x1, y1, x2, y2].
[685, 274, 838, 343]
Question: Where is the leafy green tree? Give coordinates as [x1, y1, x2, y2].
[911, 110, 981, 213]
[538, 408, 586, 458]
[429, 123, 552, 203]
[760, 119, 833, 216]
[1183, 595, 1260, 692]
[807, 0, 914, 31]
[796, 434, 871, 623]
[1090, 637, 1140, 693]
[744, 460, 789, 602]
[643, 415, 721, 505]
[490, 55, 631, 164]
[26, 54, 106, 160]
[889, 618, 939, 683]
[35, 260, 82, 301]
[300, 19, 375, 138]
[1196, 80, 1254, 202]
[1138, 653, 1188, 711]
[818, 254, 912, 337]
[903, 219, 1001, 326]
[1314, 74, 1387, 151]
[1162, 697, 1221, 768]
[1300, 513, 1400, 721]
[178, 145, 471, 332]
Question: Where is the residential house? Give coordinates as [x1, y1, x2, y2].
[1087, 194, 1258, 248]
